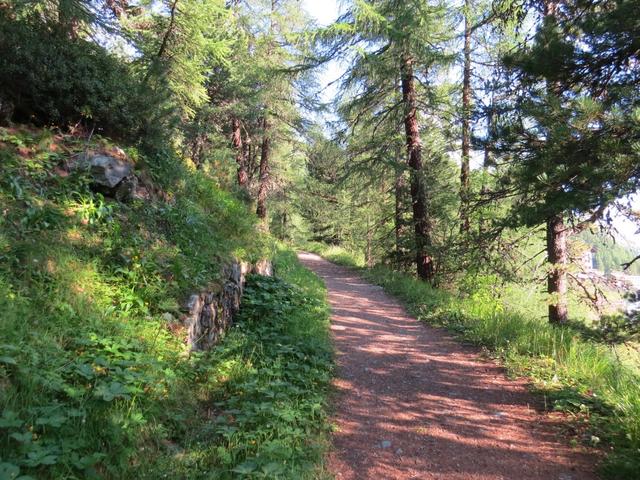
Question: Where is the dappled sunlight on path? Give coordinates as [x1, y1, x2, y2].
[298, 252, 597, 480]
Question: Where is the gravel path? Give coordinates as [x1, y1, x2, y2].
[298, 252, 598, 480]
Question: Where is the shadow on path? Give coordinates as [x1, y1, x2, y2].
[298, 252, 597, 480]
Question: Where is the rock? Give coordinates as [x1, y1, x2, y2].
[229, 262, 242, 285]
[77, 153, 132, 189]
[115, 174, 138, 202]
[253, 259, 274, 276]
[184, 258, 273, 351]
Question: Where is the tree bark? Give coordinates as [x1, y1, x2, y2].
[255, 0, 277, 225]
[479, 95, 494, 234]
[401, 54, 435, 283]
[256, 116, 270, 222]
[547, 214, 568, 324]
[460, 0, 472, 233]
[231, 117, 248, 187]
[544, 0, 567, 324]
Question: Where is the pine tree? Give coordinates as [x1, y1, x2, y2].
[495, 0, 640, 323]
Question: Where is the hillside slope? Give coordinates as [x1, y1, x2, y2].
[0, 126, 332, 478]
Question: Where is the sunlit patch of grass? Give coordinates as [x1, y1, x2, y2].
[300, 242, 365, 268]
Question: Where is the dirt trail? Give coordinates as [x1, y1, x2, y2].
[298, 252, 597, 480]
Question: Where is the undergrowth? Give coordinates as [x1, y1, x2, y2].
[0, 127, 332, 478]
[143, 250, 333, 479]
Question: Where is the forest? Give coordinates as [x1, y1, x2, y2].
[0, 0, 639, 479]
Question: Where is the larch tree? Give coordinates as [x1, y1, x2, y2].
[322, 0, 454, 283]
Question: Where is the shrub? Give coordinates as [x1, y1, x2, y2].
[0, 12, 168, 140]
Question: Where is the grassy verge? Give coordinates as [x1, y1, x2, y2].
[139, 249, 333, 479]
[0, 127, 332, 478]
[303, 242, 640, 479]
[300, 242, 365, 269]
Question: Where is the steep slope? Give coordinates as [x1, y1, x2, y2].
[0, 125, 288, 478]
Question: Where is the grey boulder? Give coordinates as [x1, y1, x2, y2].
[78, 154, 132, 189]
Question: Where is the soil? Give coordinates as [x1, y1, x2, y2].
[298, 252, 598, 480]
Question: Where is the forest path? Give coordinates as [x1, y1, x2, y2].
[298, 252, 597, 480]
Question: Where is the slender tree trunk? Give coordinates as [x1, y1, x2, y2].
[255, 0, 277, 225]
[231, 118, 248, 187]
[479, 96, 494, 235]
[460, 0, 472, 233]
[544, 0, 568, 324]
[256, 116, 270, 222]
[547, 214, 568, 324]
[401, 53, 435, 283]
[366, 227, 373, 268]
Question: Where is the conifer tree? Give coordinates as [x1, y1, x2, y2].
[323, 0, 454, 283]
[496, 0, 640, 323]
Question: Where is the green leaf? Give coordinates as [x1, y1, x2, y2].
[93, 381, 131, 401]
[24, 449, 58, 467]
[0, 356, 17, 365]
[35, 414, 67, 428]
[0, 463, 20, 480]
[231, 460, 258, 474]
[9, 431, 32, 443]
[0, 410, 23, 428]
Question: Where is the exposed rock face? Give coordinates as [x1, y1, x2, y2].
[253, 258, 274, 276]
[183, 259, 273, 351]
[78, 153, 132, 188]
[73, 152, 145, 202]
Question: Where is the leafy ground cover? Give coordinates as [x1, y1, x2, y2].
[0, 127, 332, 479]
[304, 243, 640, 479]
[146, 250, 334, 479]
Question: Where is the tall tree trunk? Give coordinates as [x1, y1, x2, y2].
[366, 226, 373, 268]
[479, 95, 494, 235]
[547, 214, 568, 324]
[460, 0, 472, 233]
[401, 54, 435, 283]
[256, 116, 270, 223]
[544, 0, 567, 324]
[254, 0, 277, 225]
[231, 117, 248, 187]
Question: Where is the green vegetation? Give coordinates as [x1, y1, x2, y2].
[0, 127, 332, 478]
[140, 251, 333, 479]
[1, 0, 639, 477]
[580, 231, 640, 275]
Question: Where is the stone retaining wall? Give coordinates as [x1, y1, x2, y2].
[184, 259, 273, 351]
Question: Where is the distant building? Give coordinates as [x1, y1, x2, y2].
[578, 247, 596, 271]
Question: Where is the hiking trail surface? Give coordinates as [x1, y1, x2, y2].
[298, 252, 598, 480]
